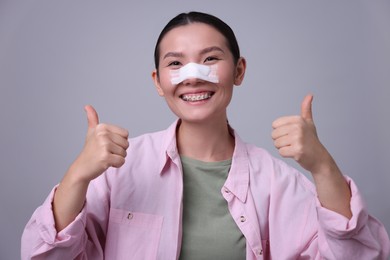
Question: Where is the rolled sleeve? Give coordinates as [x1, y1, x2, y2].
[21, 186, 88, 259]
[315, 177, 390, 259]
[316, 177, 367, 238]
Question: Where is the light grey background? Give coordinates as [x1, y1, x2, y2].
[1, 1, 389, 259]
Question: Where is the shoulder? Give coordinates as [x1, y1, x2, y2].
[127, 121, 178, 156]
[243, 141, 315, 194]
[102, 126, 173, 188]
[128, 129, 167, 155]
[238, 139, 283, 174]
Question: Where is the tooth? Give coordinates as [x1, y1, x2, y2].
[182, 93, 212, 101]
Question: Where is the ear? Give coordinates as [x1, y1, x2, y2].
[234, 57, 246, 86]
[152, 70, 165, 96]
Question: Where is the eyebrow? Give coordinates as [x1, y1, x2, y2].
[162, 46, 225, 60]
[200, 46, 225, 56]
[163, 52, 184, 60]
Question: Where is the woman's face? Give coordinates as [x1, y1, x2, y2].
[152, 23, 245, 124]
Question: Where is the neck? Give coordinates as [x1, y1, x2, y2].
[177, 118, 235, 162]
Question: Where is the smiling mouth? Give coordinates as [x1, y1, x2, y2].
[180, 92, 214, 102]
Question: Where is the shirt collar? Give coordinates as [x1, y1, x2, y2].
[158, 119, 180, 175]
[224, 130, 250, 203]
[157, 119, 250, 203]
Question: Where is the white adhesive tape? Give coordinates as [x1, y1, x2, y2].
[170, 62, 219, 85]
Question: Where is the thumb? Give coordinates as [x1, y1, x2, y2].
[301, 94, 314, 120]
[84, 105, 99, 129]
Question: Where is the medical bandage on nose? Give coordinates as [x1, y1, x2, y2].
[170, 62, 219, 85]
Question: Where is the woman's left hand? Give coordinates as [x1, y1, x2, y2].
[271, 94, 331, 174]
[272, 94, 352, 218]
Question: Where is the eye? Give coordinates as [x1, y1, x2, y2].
[168, 61, 181, 67]
[204, 56, 219, 63]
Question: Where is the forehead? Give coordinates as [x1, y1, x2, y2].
[159, 23, 228, 53]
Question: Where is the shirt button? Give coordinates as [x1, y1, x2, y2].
[224, 188, 230, 193]
[127, 212, 133, 220]
[240, 215, 246, 222]
[257, 249, 263, 256]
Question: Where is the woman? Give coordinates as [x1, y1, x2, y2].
[22, 11, 389, 259]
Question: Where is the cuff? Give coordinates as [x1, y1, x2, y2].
[35, 185, 87, 247]
[316, 176, 368, 239]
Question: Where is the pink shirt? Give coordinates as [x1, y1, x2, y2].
[22, 121, 390, 259]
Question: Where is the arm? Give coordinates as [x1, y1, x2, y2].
[266, 160, 390, 259]
[54, 105, 129, 231]
[271, 95, 351, 218]
[271, 96, 389, 258]
[21, 105, 129, 259]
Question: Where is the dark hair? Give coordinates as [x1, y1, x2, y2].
[154, 11, 240, 72]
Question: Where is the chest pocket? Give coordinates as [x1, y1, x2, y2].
[105, 208, 164, 260]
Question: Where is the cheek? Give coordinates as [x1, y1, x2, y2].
[216, 65, 236, 84]
[158, 71, 175, 92]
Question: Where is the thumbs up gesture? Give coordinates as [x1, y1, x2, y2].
[271, 95, 328, 173]
[73, 105, 129, 182]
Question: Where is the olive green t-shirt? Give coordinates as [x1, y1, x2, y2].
[179, 156, 246, 260]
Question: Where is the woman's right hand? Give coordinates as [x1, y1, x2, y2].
[72, 105, 129, 183]
[53, 106, 129, 232]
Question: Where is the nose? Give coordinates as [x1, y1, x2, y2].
[182, 77, 205, 86]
